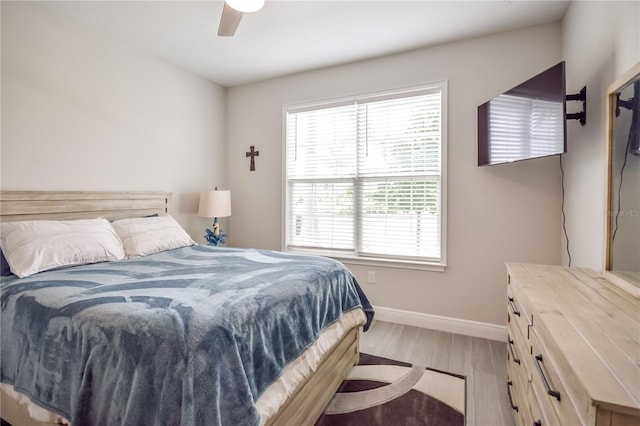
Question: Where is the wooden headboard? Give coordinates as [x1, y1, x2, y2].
[0, 191, 171, 222]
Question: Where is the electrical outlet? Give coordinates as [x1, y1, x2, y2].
[367, 271, 376, 284]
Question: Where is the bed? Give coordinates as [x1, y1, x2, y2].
[0, 191, 374, 426]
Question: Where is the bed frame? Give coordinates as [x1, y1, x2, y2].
[0, 191, 172, 222]
[0, 191, 360, 426]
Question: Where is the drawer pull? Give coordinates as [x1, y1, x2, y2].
[533, 421, 542, 426]
[508, 338, 521, 365]
[534, 354, 561, 401]
[506, 380, 519, 412]
[508, 297, 521, 316]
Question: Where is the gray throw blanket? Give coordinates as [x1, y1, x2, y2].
[1, 246, 374, 426]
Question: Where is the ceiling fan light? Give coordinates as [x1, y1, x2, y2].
[225, 0, 265, 13]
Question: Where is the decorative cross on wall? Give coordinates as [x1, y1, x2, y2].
[246, 146, 259, 171]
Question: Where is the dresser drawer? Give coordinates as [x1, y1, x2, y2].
[528, 390, 550, 426]
[526, 357, 562, 426]
[507, 280, 532, 342]
[507, 352, 533, 426]
[507, 323, 527, 370]
[529, 331, 583, 425]
[509, 324, 563, 426]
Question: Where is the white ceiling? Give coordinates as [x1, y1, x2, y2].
[35, 0, 571, 88]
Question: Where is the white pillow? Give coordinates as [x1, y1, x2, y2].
[0, 218, 125, 278]
[111, 215, 195, 258]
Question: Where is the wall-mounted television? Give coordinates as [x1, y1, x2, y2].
[478, 61, 567, 166]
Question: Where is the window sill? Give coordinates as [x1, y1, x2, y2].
[285, 248, 446, 272]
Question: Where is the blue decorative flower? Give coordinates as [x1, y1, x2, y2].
[204, 227, 227, 246]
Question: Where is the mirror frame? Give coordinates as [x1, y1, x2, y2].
[604, 62, 640, 297]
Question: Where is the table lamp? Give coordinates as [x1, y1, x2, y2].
[198, 188, 232, 246]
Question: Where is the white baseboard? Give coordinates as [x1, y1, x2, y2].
[372, 305, 507, 342]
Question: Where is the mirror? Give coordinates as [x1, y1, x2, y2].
[607, 63, 640, 289]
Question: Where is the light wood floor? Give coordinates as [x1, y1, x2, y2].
[359, 320, 516, 426]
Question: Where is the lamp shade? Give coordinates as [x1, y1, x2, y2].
[226, 0, 265, 13]
[198, 190, 232, 218]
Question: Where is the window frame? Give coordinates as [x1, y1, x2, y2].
[281, 82, 448, 271]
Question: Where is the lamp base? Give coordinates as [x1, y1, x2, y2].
[204, 217, 227, 246]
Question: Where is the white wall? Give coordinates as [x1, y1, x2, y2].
[226, 23, 563, 327]
[561, 1, 639, 271]
[0, 1, 227, 240]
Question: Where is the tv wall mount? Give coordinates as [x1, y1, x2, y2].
[566, 86, 587, 126]
[615, 92, 634, 117]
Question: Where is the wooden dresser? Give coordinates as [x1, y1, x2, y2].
[505, 263, 640, 426]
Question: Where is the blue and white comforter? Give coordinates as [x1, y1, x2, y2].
[1, 245, 374, 426]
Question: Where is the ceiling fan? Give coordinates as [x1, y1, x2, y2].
[218, 0, 265, 37]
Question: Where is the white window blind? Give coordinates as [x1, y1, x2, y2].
[488, 94, 564, 164]
[285, 84, 446, 264]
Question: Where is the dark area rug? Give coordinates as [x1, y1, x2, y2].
[315, 353, 466, 426]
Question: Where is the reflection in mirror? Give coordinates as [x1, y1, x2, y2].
[608, 68, 640, 287]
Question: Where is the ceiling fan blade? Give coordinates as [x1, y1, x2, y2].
[218, 3, 243, 37]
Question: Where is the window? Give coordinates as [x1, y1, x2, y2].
[284, 83, 447, 268]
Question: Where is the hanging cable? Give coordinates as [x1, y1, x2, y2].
[611, 135, 632, 242]
[559, 155, 571, 266]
